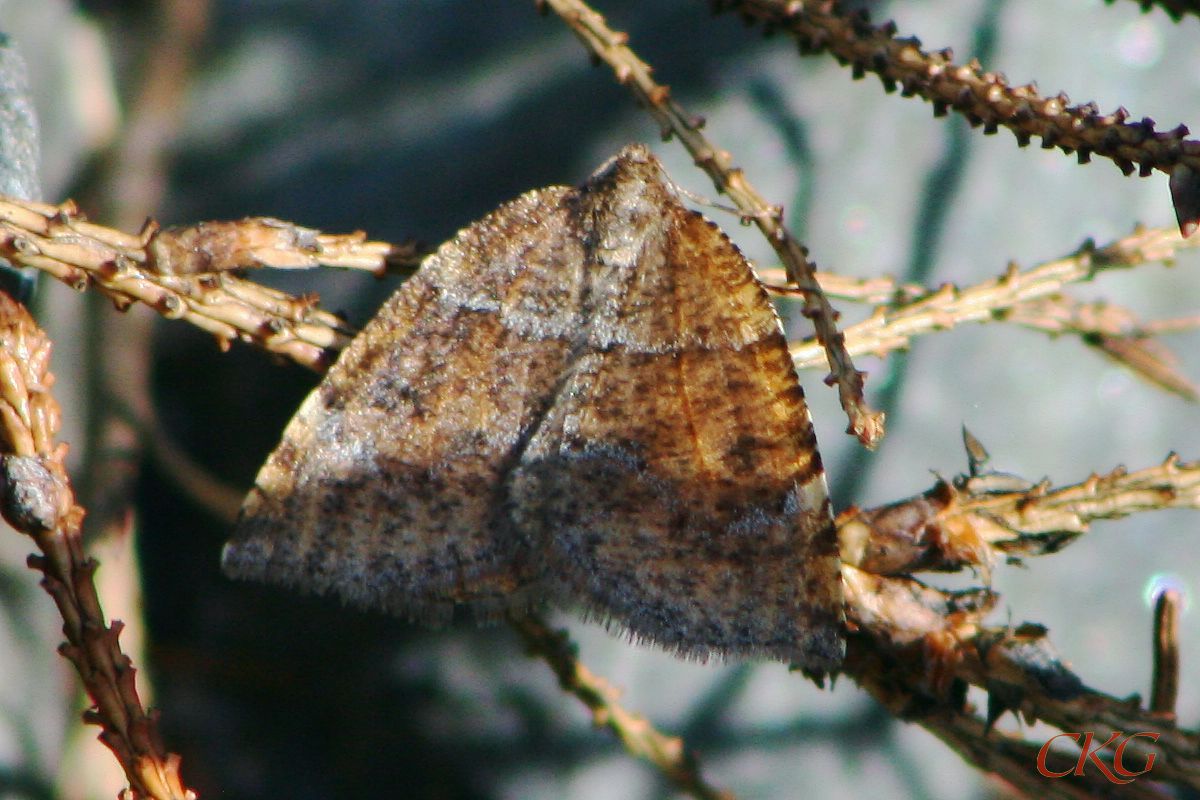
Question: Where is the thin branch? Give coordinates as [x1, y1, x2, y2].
[0, 291, 194, 800]
[106, 393, 244, 525]
[768, 220, 1199, 308]
[838, 451, 1200, 579]
[918, 712, 1164, 800]
[962, 453, 1200, 554]
[1008, 296, 1200, 400]
[511, 615, 736, 800]
[841, 567, 1200, 796]
[771, 272, 1200, 399]
[789, 226, 1200, 385]
[539, 0, 885, 447]
[844, 577, 1170, 800]
[961, 627, 1199, 789]
[714, 1, 1200, 183]
[762, 268, 926, 305]
[1141, 313, 1200, 334]
[0, 195, 406, 371]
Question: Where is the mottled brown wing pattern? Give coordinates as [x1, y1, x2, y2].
[224, 187, 586, 622]
[507, 151, 841, 667]
[224, 144, 844, 670]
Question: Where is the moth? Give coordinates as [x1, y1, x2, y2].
[223, 145, 844, 671]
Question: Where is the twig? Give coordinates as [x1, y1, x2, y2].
[1150, 588, 1181, 716]
[0, 195, 403, 370]
[770, 261, 1200, 399]
[963, 627, 1199, 788]
[0, 291, 194, 800]
[1141, 313, 1200, 334]
[1015, 299, 1200, 401]
[962, 453, 1200, 553]
[713, 1, 1200, 183]
[539, 0, 885, 447]
[105, 392, 244, 525]
[511, 614, 736, 800]
[789, 226, 1200, 380]
[839, 452, 1200, 575]
[841, 567, 1200, 796]
[762, 268, 925, 304]
[768, 220, 1198, 308]
[914, 707, 1167, 799]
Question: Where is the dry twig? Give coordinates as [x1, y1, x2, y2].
[838, 450, 1200, 575]
[841, 567, 1199, 798]
[539, 0, 885, 447]
[713, 1, 1200, 182]
[787, 225, 1200, 399]
[918, 712, 1161, 800]
[0, 291, 194, 800]
[835, 441, 1200, 796]
[0, 195, 406, 370]
[512, 615, 736, 800]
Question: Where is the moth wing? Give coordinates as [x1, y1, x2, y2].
[223, 187, 585, 622]
[509, 194, 843, 669]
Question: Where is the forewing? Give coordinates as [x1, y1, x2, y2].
[223, 187, 584, 622]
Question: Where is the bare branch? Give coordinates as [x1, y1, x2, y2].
[0, 291, 195, 800]
[919, 712, 1164, 800]
[790, 226, 1200, 400]
[713, 1, 1200, 190]
[842, 567, 1199, 796]
[838, 452, 1200, 579]
[511, 615, 736, 800]
[0, 195, 408, 370]
[762, 268, 926, 305]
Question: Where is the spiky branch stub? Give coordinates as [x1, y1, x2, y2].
[719, 0, 1200, 234]
[0, 292, 195, 800]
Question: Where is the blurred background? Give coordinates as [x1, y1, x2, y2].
[1, 1, 1198, 798]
